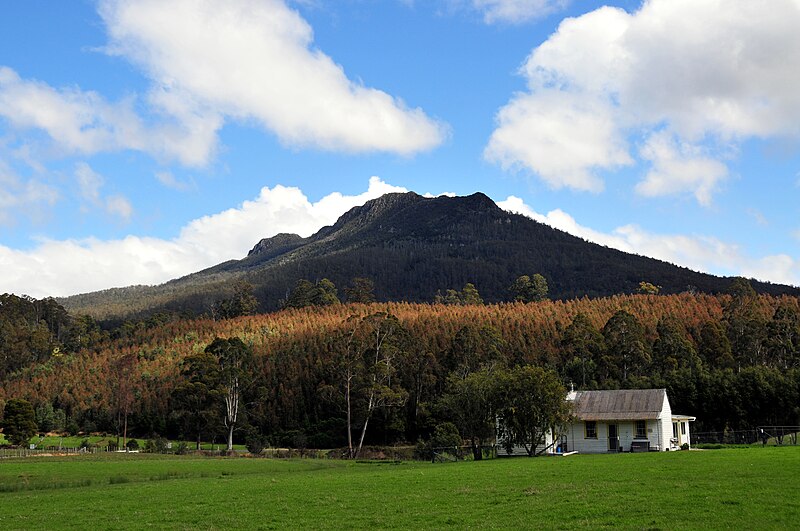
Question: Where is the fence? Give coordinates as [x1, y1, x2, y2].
[0, 446, 109, 458]
[693, 426, 800, 446]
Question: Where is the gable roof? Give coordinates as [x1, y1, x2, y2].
[571, 389, 667, 421]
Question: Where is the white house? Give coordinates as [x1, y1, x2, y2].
[498, 388, 695, 456]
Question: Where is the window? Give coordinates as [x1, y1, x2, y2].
[635, 420, 647, 438]
[585, 421, 597, 439]
[673, 423, 678, 439]
[681, 422, 687, 436]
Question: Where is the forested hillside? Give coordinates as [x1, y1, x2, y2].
[4, 288, 799, 449]
[60, 192, 799, 323]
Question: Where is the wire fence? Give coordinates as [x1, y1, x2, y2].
[693, 426, 800, 446]
[0, 446, 111, 458]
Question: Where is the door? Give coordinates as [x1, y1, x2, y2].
[608, 424, 619, 451]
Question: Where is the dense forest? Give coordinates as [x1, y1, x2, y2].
[2, 281, 799, 450]
[60, 192, 799, 323]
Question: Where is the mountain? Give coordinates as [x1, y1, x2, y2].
[60, 191, 799, 321]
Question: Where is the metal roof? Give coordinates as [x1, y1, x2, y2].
[571, 389, 667, 421]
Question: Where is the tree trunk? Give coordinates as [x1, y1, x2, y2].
[346, 374, 354, 459]
[227, 424, 234, 452]
[355, 392, 375, 459]
[122, 411, 128, 451]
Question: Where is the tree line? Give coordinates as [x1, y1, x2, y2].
[2, 280, 799, 452]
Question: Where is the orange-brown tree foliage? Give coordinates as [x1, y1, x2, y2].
[2, 293, 798, 444]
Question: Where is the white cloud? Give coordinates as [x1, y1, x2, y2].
[98, 0, 447, 156]
[0, 158, 59, 225]
[498, 195, 800, 286]
[155, 170, 194, 192]
[470, 0, 569, 24]
[746, 208, 768, 228]
[105, 195, 133, 221]
[636, 131, 728, 206]
[73, 162, 133, 221]
[0, 66, 217, 166]
[488, 0, 800, 204]
[0, 66, 144, 156]
[485, 91, 631, 192]
[0, 177, 408, 298]
[75, 162, 104, 203]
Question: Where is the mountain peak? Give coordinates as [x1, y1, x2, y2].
[60, 189, 799, 321]
[247, 233, 305, 258]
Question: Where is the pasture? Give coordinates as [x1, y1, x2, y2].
[0, 447, 797, 529]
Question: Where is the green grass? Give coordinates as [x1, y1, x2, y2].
[0, 433, 246, 451]
[0, 448, 798, 529]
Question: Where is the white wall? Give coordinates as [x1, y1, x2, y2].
[658, 396, 673, 451]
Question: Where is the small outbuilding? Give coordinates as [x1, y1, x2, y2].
[498, 388, 695, 456]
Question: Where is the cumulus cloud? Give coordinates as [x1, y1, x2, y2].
[0, 66, 218, 166]
[498, 195, 800, 286]
[98, 0, 447, 156]
[469, 0, 570, 24]
[488, 0, 800, 204]
[0, 67, 143, 156]
[485, 91, 631, 192]
[0, 177, 409, 298]
[636, 131, 728, 206]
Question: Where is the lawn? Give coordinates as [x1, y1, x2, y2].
[0, 447, 798, 529]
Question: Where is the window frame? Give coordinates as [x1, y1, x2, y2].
[584, 421, 598, 439]
[635, 420, 647, 439]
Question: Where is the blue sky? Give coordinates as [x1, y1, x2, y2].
[1, 0, 799, 297]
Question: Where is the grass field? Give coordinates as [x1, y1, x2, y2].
[0, 433, 246, 452]
[0, 447, 798, 529]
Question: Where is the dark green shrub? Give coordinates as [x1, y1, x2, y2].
[65, 418, 80, 436]
[145, 436, 168, 453]
[414, 422, 463, 460]
[126, 439, 139, 450]
[174, 441, 190, 455]
[246, 433, 267, 456]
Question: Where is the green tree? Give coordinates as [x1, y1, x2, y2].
[509, 274, 549, 303]
[172, 350, 221, 449]
[445, 324, 505, 377]
[313, 279, 340, 306]
[34, 402, 66, 433]
[460, 283, 484, 305]
[213, 280, 259, 319]
[766, 303, 799, 369]
[495, 366, 571, 456]
[603, 310, 650, 382]
[205, 337, 253, 451]
[2, 398, 38, 446]
[561, 313, 604, 387]
[434, 283, 484, 305]
[652, 317, 702, 375]
[728, 277, 757, 299]
[697, 321, 735, 369]
[638, 281, 660, 295]
[416, 421, 463, 460]
[723, 278, 767, 368]
[344, 277, 376, 304]
[282, 278, 340, 309]
[438, 366, 498, 461]
[321, 312, 408, 459]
